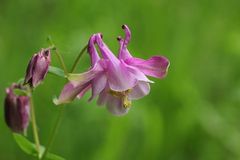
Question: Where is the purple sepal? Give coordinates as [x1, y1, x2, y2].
[4, 84, 30, 133]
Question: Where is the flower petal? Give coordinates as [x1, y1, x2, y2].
[32, 54, 50, 87]
[95, 34, 119, 64]
[68, 62, 103, 87]
[117, 38, 132, 60]
[106, 60, 138, 91]
[89, 74, 107, 101]
[5, 84, 30, 133]
[93, 33, 139, 91]
[88, 34, 100, 66]
[117, 25, 133, 60]
[77, 83, 91, 99]
[122, 25, 131, 46]
[123, 61, 153, 83]
[97, 89, 108, 106]
[27, 49, 51, 87]
[106, 95, 129, 116]
[125, 56, 170, 79]
[17, 96, 30, 131]
[128, 82, 150, 100]
[54, 82, 90, 105]
[24, 54, 38, 84]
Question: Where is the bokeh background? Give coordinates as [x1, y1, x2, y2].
[1, 0, 240, 159]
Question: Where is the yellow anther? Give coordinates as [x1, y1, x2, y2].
[122, 96, 131, 108]
[109, 90, 123, 98]
[108, 89, 132, 108]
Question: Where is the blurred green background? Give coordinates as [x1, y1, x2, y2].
[1, 0, 240, 159]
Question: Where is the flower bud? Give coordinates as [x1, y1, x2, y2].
[24, 48, 51, 87]
[4, 84, 30, 133]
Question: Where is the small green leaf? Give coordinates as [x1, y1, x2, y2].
[13, 133, 38, 156]
[46, 153, 65, 160]
[48, 66, 66, 78]
[13, 133, 65, 160]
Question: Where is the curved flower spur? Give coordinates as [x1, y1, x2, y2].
[54, 25, 170, 115]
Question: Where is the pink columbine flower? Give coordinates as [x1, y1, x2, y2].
[4, 84, 30, 133]
[24, 48, 51, 88]
[54, 25, 169, 115]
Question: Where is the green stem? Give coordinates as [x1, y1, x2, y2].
[53, 48, 68, 76]
[30, 95, 41, 159]
[47, 36, 68, 75]
[70, 45, 88, 73]
[41, 106, 65, 160]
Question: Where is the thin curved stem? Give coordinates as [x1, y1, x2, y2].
[30, 95, 41, 159]
[41, 106, 65, 160]
[47, 36, 68, 75]
[53, 48, 68, 76]
[70, 45, 88, 73]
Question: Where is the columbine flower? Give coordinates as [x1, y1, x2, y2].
[24, 48, 51, 88]
[55, 25, 169, 115]
[4, 84, 30, 133]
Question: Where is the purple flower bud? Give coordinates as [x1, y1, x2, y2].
[4, 84, 30, 133]
[24, 48, 51, 87]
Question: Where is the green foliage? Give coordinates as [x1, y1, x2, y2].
[13, 133, 40, 157]
[48, 66, 66, 78]
[13, 133, 65, 160]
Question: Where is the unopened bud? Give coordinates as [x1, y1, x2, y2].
[4, 84, 30, 133]
[24, 48, 51, 87]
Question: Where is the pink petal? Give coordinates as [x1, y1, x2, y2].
[125, 56, 170, 79]
[97, 87, 130, 115]
[77, 83, 91, 99]
[68, 62, 103, 87]
[122, 25, 131, 46]
[95, 34, 120, 64]
[128, 82, 150, 100]
[97, 89, 108, 106]
[93, 33, 139, 91]
[88, 34, 100, 66]
[106, 95, 129, 116]
[88, 74, 107, 101]
[107, 61, 137, 91]
[117, 25, 133, 60]
[54, 82, 90, 105]
[117, 37, 132, 60]
[123, 61, 153, 83]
